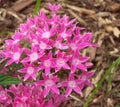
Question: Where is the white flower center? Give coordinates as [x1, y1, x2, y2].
[45, 80, 54, 87]
[40, 42, 47, 49]
[13, 52, 20, 61]
[68, 81, 76, 88]
[32, 39, 38, 45]
[27, 67, 34, 74]
[13, 39, 20, 44]
[61, 33, 67, 38]
[30, 52, 38, 62]
[55, 41, 61, 49]
[36, 31, 40, 35]
[42, 32, 50, 38]
[31, 24, 36, 28]
[57, 58, 65, 66]
[70, 43, 77, 50]
[72, 58, 80, 66]
[81, 75, 87, 81]
[44, 60, 51, 67]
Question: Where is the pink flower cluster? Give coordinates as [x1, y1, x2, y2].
[0, 83, 67, 107]
[0, 4, 96, 107]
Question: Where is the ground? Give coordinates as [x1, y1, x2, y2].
[0, 0, 120, 107]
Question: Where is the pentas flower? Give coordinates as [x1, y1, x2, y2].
[38, 38, 52, 51]
[22, 46, 43, 63]
[39, 51, 54, 75]
[50, 92, 68, 107]
[48, 3, 61, 14]
[57, 24, 75, 40]
[37, 74, 59, 97]
[18, 63, 39, 81]
[12, 32, 24, 43]
[0, 86, 12, 106]
[27, 17, 37, 29]
[79, 32, 96, 49]
[67, 36, 81, 53]
[78, 71, 95, 87]
[60, 74, 82, 97]
[70, 52, 89, 73]
[5, 32, 23, 49]
[19, 23, 30, 36]
[36, 24, 56, 39]
[61, 15, 76, 27]
[5, 46, 23, 67]
[47, 14, 60, 26]
[54, 51, 70, 72]
[53, 37, 68, 50]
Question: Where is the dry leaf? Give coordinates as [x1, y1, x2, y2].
[107, 98, 114, 107]
[113, 27, 120, 38]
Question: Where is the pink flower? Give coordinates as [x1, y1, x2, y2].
[79, 32, 97, 49]
[39, 51, 54, 75]
[5, 46, 23, 66]
[0, 86, 12, 106]
[19, 23, 30, 36]
[51, 92, 68, 107]
[78, 71, 95, 87]
[60, 74, 82, 97]
[37, 74, 59, 97]
[48, 3, 61, 14]
[22, 46, 43, 63]
[67, 35, 81, 52]
[60, 15, 76, 27]
[36, 24, 56, 39]
[70, 52, 89, 73]
[57, 24, 75, 40]
[38, 38, 52, 51]
[53, 37, 68, 50]
[54, 51, 70, 72]
[18, 63, 39, 81]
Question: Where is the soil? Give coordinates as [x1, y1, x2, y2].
[0, 0, 120, 107]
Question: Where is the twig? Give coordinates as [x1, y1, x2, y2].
[64, 4, 95, 15]
[7, 11, 23, 22]
[8, 0, 35, 12]
[68, 9, 87, 26]
[69, 94, 83, 103]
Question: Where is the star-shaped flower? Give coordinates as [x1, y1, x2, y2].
[39, 51, 54, 75]
[18, 63, 39, 81]
[78, 71, 95, 87]
[37, 74, 59, 97]
[70, 52, 89, 73]
[22, 46, 43, 63]
[54, 51, 70, 72]
[60, 74, 82, 97]
[5, 46, 23, 67]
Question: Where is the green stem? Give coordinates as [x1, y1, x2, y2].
[34, 0, 41, 15]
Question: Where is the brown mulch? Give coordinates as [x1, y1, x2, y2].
[0, 0, 120, 107]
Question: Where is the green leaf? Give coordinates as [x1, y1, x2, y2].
[0, 74, 21, 85]
[34, 0, 41, 15]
